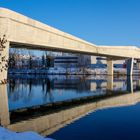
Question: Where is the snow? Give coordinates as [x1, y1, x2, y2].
[0, 127, 54, 140]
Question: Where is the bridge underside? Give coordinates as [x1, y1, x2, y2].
[0, 7, 140, 83]
[10, 42, 129, 60]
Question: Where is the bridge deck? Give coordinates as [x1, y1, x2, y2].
[0, 7, 140, 59]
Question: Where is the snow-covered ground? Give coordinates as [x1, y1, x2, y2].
[9, 67, 130, 75]
[0, 127, 54, 140]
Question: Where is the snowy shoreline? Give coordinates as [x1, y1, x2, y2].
[8, 67, 129, 75]
[8, 67, 140, 75]
[0, 127, 54, 140]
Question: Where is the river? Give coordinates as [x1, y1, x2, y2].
[0, 75, 140, 140]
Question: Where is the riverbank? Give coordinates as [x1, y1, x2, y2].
[0, 127, 53, 140]
[8, 67, 140, 75]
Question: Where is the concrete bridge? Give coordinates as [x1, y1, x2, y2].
[0, 7, 140, 83]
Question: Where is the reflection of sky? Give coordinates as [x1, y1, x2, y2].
[8, 84, 105, 111]
[7, 77, 129, 111]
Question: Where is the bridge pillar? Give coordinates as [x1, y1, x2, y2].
[127, 58, 134, 76]
[107, 60, 113, 75]
[127, 76, 133, 93]
[107, 76, 113, 91]
[0, 84, 10, 126]
[0, 35, 9, 84]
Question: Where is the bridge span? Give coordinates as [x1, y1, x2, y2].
[0, 7, 140, 83]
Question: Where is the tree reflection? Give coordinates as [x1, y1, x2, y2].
[7, 75, 139, 111]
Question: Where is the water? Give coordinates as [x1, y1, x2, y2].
[7, 75, 132, 111]
[50, 104, 140, 140]
[1, 74, 140, 140]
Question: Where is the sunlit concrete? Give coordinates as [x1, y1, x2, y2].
[0, 7, 140, 81]
[107, 76, 113, 90]
[1, 7, 139, 58]
[107, 60, 113, 75]
[0, 84, 10, 126]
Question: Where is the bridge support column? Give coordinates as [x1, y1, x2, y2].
[127, 76, 133, 93]
[0, 35, 9, 84]
[107, 76, 113, 91]
[0, 84, 10, 126]
[127, 58, 134, 76]
[107, 60, 113, 75]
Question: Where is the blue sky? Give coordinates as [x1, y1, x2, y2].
[0, 0, 140, 47]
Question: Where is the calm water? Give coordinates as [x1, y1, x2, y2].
[50, 104, 140, 140]
[1, 74, 140, 140]
[7, 75, 134, 111]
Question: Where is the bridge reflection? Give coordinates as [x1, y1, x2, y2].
[7, 75, 138, 94]
[0, 76, 140, 136]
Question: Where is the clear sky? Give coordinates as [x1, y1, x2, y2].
[0, 0, 140, 47]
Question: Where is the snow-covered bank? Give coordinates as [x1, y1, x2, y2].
[8, 67, 140, 75]
[0, 127, 54, 140]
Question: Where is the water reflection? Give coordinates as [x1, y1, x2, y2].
[0, 75, 140, 136]
[7, 75, 139, 111]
